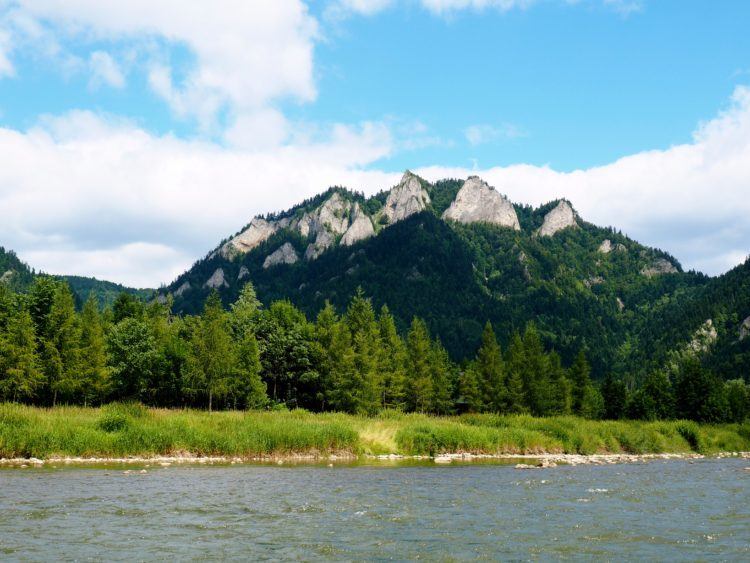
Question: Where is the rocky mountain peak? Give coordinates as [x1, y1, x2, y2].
[442, 176, 520, 230]
[381, 171, 431, 224]
[537, 200, 578, 237]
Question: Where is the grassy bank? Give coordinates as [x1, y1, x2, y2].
[1, 403, 749, 460]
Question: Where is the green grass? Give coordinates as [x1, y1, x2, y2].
[1, 403, 749, 459]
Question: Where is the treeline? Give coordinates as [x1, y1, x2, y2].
[0, 278, 747, 422]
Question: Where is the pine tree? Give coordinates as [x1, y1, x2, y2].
[547, 351, 572, 415]
[504, 332, 527, 413]
[521, 324, 550, 416]
[569, 350, 591, 416]
[46, 284, 81, 405]
[602, 374, 628, 419]
[475, 322, 505, 412]
[457, 365, 483, 413]
[0, 306, 44, 402]
[429, 340, 454, 415]
[78, 295, 110, 405]
[376, 305, 407, 409]
[230, 282, 262, 337]
[406, 317, 433, 412]
[344, 289, 381, 414]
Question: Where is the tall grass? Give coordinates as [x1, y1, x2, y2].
[1, 403, 749, 459]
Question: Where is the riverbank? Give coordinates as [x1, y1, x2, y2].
[2, 403, 749, 463]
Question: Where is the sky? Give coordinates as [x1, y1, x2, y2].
[0, 0, 749, 287]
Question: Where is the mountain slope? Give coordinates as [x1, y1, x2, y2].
[0, 247, 153, 307]
[162, 172, 720, 378]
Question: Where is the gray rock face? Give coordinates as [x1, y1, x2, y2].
[689, 319, 718, 353]
[442, 176, 520, 230]
[341, 204, 374, 246]
[237, 266, 250, 280]
[221, 217, 280, 258]
[598, 240, 612, 254]
[616, 297, 625, 311]
[174, 280, 191, 297]
[537, 201, 578, 237]
[739, 316, 750, 341]
[263, 242, 298, 269]
[641, 258, 678, 277]
[0, 270, 15, 284]
[204, 268, 229, 289]
[297, 192, 353, 260]
[381, 171, 430, 224]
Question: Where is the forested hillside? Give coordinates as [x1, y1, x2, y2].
[161, 172, 740, 381]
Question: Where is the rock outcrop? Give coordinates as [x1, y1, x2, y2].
[689, 319, 718, 353]
[442, 176, 520, 230]
[740, 316, 750, 341]
[204, 268, 229, 289]
[341, 204, 375, 246]
[598, 239, 612, 254]
[381, 171, 430, 224]
[263, 242, 299, 269]
[237, 266, 250, 281]
[297, 192, 353, 261]
[174, 281, 191, 297]
[220, 217, 281, 258]
[0, 270, 15, 284]
[641, 258, 678, 277]
[537, 201, 577, 237]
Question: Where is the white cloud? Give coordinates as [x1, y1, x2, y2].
[327, 0, 395, 18]
[464, 123, 526, 145]
[0, 110, 393, 286]
[416, 86, 750, 276]
[3, 86, 750, 287]
[420, 0, 535, 15]
[88, 50, 124, 89]
[1, 1, 318, 125]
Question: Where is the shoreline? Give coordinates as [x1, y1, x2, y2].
[2, 451, 749, 468]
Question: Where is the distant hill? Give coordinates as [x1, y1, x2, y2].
[160, 171, 745, 380]
[0, 247, 154, 308]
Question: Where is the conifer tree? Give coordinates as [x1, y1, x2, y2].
[547, 351, 572, 415]
[376, 305, 407, 409]
[344, 289, 380, 414]
[476, 322, 505, 412]
[46, 284, 81, 405]
[0, 305, 44, 402]
[569, 350, 592, 415]
[521, 324, 550, 416]
[457, 365, 483, 413]
[406, 317, 433, 412]
[602, 374, 628, 419]
[429, 340, 454, 414]
[78, 295, 109, 405]
[504, 332, 527, 413]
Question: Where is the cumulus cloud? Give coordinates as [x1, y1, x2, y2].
[0, 110, 394, 286]
[1, 0, 318, 126]
[3, 86, 750, 287]
[416, 86, 750, 276]
[464, 123, 527, 145]
[88, 51, 124, 89]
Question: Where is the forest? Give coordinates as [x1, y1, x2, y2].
[1, 276, 747, 423]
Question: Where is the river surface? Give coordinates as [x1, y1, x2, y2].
[1, 457, 748, 560]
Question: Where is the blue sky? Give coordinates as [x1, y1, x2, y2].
[0, 1, 749, 286]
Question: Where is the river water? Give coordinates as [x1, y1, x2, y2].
[1, 458, 748, 560]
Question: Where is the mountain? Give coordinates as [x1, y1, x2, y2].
[161, 171, 746, 380]
[0, 246, 154, 308]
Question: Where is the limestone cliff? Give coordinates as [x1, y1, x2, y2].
[263, 242, 299, 269]
[641, 258, 678, 277]
[537, 201, 577, 237]
[442, 176, 520, 230]
[341, 204, 375, 246]
[381, 171, 430, 224]
[220, 217, 281, 258]
[204, 268, 228, 289]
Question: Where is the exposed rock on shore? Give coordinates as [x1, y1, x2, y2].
[442, 176, 520, 230]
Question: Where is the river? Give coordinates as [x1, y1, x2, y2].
[1, 458, 748, 560]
